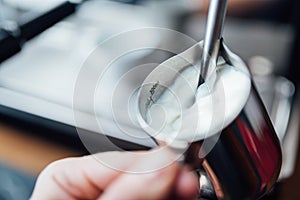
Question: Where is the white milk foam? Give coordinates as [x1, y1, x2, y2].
[146, 62, 251, 143]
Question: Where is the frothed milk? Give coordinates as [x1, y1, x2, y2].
[144, 61, 251, 144]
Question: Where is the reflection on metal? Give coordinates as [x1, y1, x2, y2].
[198, 0, 227, 85]
[249, 56, 295, 142]
[204, 85, 282, 199]
[249, 55, 298, 180]
[138, 39, 282, 199]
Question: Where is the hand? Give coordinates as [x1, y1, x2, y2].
[30, 147, 199, 200]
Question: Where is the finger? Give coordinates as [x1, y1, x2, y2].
[174, 167, 199, 200]
[30, 151, 140, 200]
[99, 148, 180, 200]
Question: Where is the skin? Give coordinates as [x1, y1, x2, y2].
[30, 147, 199, 200]
[31, 1, 273, 199]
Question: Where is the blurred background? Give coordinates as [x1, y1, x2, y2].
[0, 0, 300, 199]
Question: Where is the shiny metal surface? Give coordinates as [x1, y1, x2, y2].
[203, 84, 282, 200]
[199, 0, 227, 85]
[249, 56, 297, 180]
[249, 56, 295, 142]
[137, 41, 282, 199]
[199, 44, 282, 200]
[202, 44, 281, 199]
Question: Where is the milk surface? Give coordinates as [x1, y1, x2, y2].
[145, 63, 251, 143]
